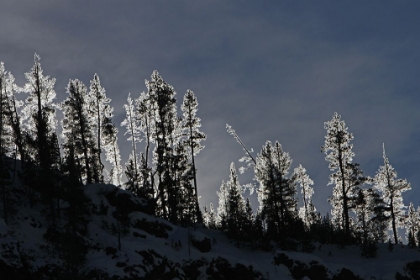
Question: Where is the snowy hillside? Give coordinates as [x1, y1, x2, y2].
[0, 182, 419, 280]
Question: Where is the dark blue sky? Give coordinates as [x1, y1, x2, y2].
[1, 1, 420, 215]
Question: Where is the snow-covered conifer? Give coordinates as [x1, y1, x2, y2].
[405, 202, 418, 247]
[226, 163, 246, 237]
[101, 105, 122, 186]
[322, 112, 359, 240]
[181, 89, 206, 223]
[146, 71, 177, 219]
[62, 79, 97, 184]
[88, 74, 111, 182]
[22, 54, 58, 169]
[255, 141, 297, 240]
[0, 63, 15, 157]
[217, 180, 229, 230]
[121, 93, 141, 193]
[372, 144, 411, 244]
[292, 164, 315, 227]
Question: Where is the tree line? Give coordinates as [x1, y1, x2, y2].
[202, 112, 418, 256]
[1, 55, 419, 258]
[0, 55, 205, 229]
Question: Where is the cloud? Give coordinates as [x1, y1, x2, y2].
[1, 1, 420, 216]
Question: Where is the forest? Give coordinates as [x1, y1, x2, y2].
[0, 54, 419, 263]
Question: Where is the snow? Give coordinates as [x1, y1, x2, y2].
[1, 181, 419, 279]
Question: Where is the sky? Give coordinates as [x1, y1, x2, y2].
[1, 1, 420, 215]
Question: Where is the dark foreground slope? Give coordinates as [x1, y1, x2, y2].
[0, 183, 419, 279]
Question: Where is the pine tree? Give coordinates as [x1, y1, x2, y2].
[22, 54, 60, 225]
[88, 74, 111, 183]
[292, 164, 316, 227]
[405, 202, 419, 248]
[0, 63, 15, 157]
[135, 91, 154, 197]
[121, 93, 141, 193]
[226, 163, 246, 238]
[322, 112, 359, 241]
[146, 71, 178, 219]
[255, 141, 297, 242]
[372, 144, 411, 245]
[62, 79, 97, 184]
[0, 65, 25, 162]
[101, 105, 122, 186]
[22, 54, 58, 172]
[181, 89, 206, 223]
[217, 180, 229, 230]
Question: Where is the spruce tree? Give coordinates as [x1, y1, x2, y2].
[372, 144, 411, 245]
[88, 74, 111, 183]
[226, 163, 246, 238]
[62, 79, 96, 184]
[217, 180, 229, 230]
[405, 202, 418, 248]
[322, 112, 359, 242]
[135, 91, 154, 197]
[292, 164, 316, 227]
[255, 141, 297, 242]
[181, 89, 206, 223]
[146, 71, 177, 219]
[101, 105, 122, 186]
[22, 54, 59, 225]
[121, 93, 141, 193]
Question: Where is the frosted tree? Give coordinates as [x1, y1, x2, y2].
[1, 66, 24, 161]
[372, 144, 411, 245]
[0, 63, 15, 157]
[88, 74, 111, 182]
[181, 89, 206, 223]
[121, 93, 141, 193]
[353, 188, 377, 246]
[101, 105, 122, 186]
[322, 112, 360, 241]
[135, 91, 155, 196]
[226, 124, 255, 174]
[62, 79, 97, 184]
[255, 141, 297, 240]
[217, 180, 229, 230]
[405, 202, 419, 247]
[22, 54, 58, 169]
[226, 163, 246, 237]
[203, 203, 216, 229]
[292, 164, 316, 227]
[0, 62, 15, 225]
[22, 54, 60, 226]
[147, 71, 178, 219]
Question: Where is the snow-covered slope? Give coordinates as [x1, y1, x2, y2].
[1, 183, 419, 279]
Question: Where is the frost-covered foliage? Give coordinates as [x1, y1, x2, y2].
[121, 93, 141, 192]
[22, 54, 57, 133]
[181, 90, 206, 223]
[226, 163, 246, 236]
[372, 144, 411, 244]
[22, 54, 59, 167]
[62, 79, 100, 184]
[88, 74, 111, 181]
[322, 112, 360, 239]
[292, 164, 316, 227]
[255, 141, 297, 240]
[226, 124, 255, 174]
[101, 103, 122, 186]
[217, 180, 229, 229]
[215, 163, 247, 238]
[0, 62, 17, 157]
[405, 203, 419, 247]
